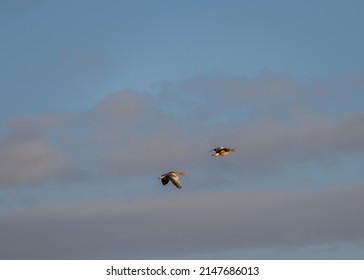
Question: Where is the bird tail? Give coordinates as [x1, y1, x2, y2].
[178, 172, 187, 176]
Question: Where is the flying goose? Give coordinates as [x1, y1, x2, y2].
[158, 171, 187, 189]
[209, 146, 238, 157]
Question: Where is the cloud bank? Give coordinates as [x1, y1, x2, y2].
[0, 71, 363, 259]
[1, 185, 363, 259]
[0, 72, 363, 189]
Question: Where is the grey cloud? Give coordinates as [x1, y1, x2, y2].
[0, 73, 363, 188]
[0, 138, 80, 188]
[228, 113, 364, 175]
[1, 185, 363, 259]
[5, 114, 63, 141]
[91, 90, 160, 137]
[158, 72, 364, 126]
[158, 72, 305, 120]
[87, 82, 364, 181]
[0, 114, 84, 188]
[161, 71, 304, 101]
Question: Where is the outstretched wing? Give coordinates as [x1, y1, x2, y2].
[209, 146, 224, 152]
[168, 173, 182, 189]
[161, 177, 169, 185]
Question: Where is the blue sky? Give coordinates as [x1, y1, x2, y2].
[1, 0, 364, 259]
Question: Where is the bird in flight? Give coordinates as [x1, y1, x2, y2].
[209, 146, 238, 157]
[158, 171, 187, 189]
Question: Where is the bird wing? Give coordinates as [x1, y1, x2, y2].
[209, 146, 223, 152]
[168, 173, 182, 189]
[161, 177, 169, 185]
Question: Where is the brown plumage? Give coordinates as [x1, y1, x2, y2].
[158, 171, 187, 189]
[209, 146, 238, 157]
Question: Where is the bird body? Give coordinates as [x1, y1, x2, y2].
[158, 171, 186, 189]
[209, 146, 237, 157]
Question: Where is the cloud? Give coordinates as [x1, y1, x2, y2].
[0, 114, 84, 188]
[1, 185, 363, 259]
[228, 112, 364, 175]
[0, 138, 69, 187]
[170, 71, 305, 101]
[0, 72, 363, 188]
[0, 72, 363, 259]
